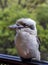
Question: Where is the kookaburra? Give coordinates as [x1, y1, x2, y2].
[8, 18, 40, 61]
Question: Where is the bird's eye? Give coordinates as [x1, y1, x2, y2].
[23, 23, 27, 27]
[29, 25, 34, 30]
[20, 23, 27, 27]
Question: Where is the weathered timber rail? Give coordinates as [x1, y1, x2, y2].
[0, 54, 48, 65]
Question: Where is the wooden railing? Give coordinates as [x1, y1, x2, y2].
[0, 54, 48, 65]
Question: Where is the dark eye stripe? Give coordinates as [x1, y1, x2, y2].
[17, 22, 34, 30]
[20, 23, 34, 30]
[19, 22, 27, 27]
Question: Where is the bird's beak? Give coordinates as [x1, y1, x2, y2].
[8, 24, 24, 30]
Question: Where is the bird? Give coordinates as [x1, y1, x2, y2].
[8, 18, 40, 62]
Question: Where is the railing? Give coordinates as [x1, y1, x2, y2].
[0, 54, 48, 65]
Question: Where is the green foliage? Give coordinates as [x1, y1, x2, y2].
[36, 5, 48, 29]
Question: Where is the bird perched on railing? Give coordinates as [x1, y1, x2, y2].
[8, 18, 40, 62]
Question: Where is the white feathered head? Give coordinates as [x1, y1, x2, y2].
[8, 18, 37, 35]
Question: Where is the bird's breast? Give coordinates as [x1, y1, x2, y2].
[15, 31, 39, 58]
[15, 31, 38, 49]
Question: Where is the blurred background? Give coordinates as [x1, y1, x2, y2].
[0, 0, 48, 61]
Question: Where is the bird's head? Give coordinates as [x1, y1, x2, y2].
[8, 18, 37, 34]
[8, 18, 36, 29]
